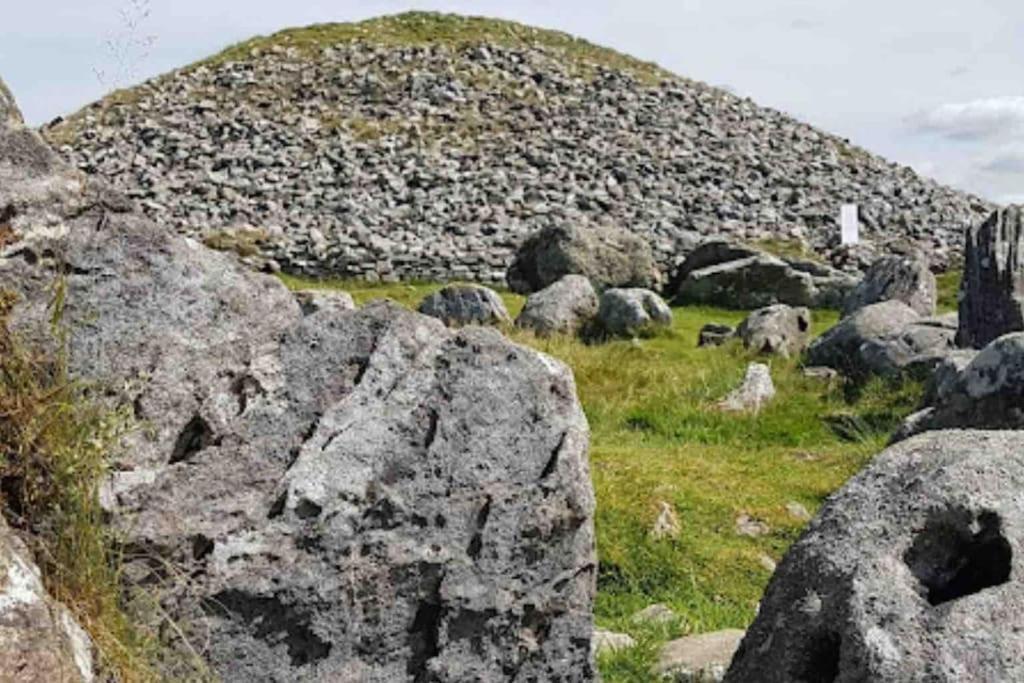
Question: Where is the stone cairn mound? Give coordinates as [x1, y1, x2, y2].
[44, 12, 991, 283]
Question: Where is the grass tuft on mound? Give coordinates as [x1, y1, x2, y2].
[281, 276, 922, 681]
[198, 11, 671, 84]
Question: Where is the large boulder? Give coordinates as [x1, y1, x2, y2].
[805, 300, 922, 379]
[856, 314, 959, 378]
[516, 275, 598, 337]
[0, 518, 95, 682]
[842, 254, 937, 318]
[737, 304, 811, 357]
[596, 288, 673, 338]
[669, 241, 859, 309]
[958, 207, 1024, 349]
[417, 283, 511, 326]
[506, 223, 659, 294]
[0, 87, 597, 682]
[893, 332, 1024, 440]
[726, 430, 1024, 682]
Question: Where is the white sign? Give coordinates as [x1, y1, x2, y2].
[840, 204, 859, 245]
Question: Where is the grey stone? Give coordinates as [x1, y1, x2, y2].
[674, 254, 818, 309]
[737, 304, 811, 357]
[632, 603, 677, 625]
[592, 629, 637, 656]
[802, 366, 839, 382]
[806, 300, 921, 379]
[0, 76, 21, 126]
[856, 316, 958, 378]
[958, 207, 1024, 349]
[515, 274, 598, 337]
[698, 323, 735, 347]
[418, 283, 511, 326]
[656, 629, 744, 682]
[894, 332, 1024, 439]
[293, 289, 356, 316]
[667, 241, 759, 296]
[842, 254, 937, 318]
[650, 503, 682, 541]
[1, 105, 597, 682]
[0, 517, 95, 682]
[726, 430, 1024, 683]
[596, 288, 672, 338]
[507, 223, 659, 294]
[719, 364, 775, 413]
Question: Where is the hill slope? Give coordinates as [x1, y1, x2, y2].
[45, 12, 992, 281]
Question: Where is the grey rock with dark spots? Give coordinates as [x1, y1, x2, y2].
[893, 332, 1024, 440]
[805, 300, 922, 379]
[507, 223, 659, 294]
[842, 254, 937, 318]
[958, 207, 1024, 349]
[516, 274, 598, 337]
[418, 283, 510, 326]
[737, 304, 811, 357]
[293, 289, 357, 316]
[726, 430, 1024, 683]
[698, 323, 735, 347]
[596, 288, 672, 338]
[1, 93, 597, 682]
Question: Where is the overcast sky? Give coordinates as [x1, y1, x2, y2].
[2, 1, 1022, 202]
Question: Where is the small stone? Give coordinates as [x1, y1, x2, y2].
[785, 501, 811, 522]
[718, 363, 775, 413]
[757, 553, 777, 572]
[698, 323, 735, 347]
[650, 501, 681, 540]
[655, 629, 745, 682]
[632, 603, 677, 625]
[735, 514, 770, 537]
[592, 628, 637, 656]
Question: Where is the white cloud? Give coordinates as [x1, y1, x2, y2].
[911, 96, 1024, 140]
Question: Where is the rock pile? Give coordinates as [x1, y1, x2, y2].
[2, 76, 597, 682]
[43, 13, 991, 283]
[726, 430, 1024, 682]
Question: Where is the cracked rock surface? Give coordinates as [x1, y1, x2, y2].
[2, 77, 597, 683]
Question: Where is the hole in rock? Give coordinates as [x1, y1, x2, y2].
[169, 415, 215, 464]
[294, 498, 322, 520]
[794, 630, 841, 683]
[904, 509, 1012, 606]
[192, 535, 215, 561]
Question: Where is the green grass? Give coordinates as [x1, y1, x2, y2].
[936, 269, 961, 314]
[280, 276, 921, 681]
[198, 11, 670, 84]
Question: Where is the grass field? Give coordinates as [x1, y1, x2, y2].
[280, 275, 922, 681]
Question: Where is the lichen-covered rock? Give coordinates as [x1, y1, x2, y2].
[958, 207, 1024, 349]
[718, 363, 775, 413]
[0, 517, 95, 682]
[737, 304, 811, 357]
[507, 223, 659, 294]
[726, 430, 1024, 683]
[842, 254, 937, 318]
[806, 300, 921, 379]
[418, 283, 511, 326]
[856, 315, 958, 378]
[893, 332, 1024, 440]
[596, 288, 672, 338]
[1, 86, 597, 682]
[516, 275, 598, 337]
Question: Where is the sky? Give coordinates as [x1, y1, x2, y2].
[2, 1, 1022, 203]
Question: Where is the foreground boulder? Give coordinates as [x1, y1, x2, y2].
[418, 283, 511, 326]
[805, 300, 922, 379]
[894, 332, 1024, 441]
[726, 430, 1024, 682]
[737, 304, 811, 357]
[516, 275, 598, 337]
[842, 254, 936, 318]
[958, 207, 1024, 349]
[507, 223, 659, 294]
[0, 518, 95, 682]
[0, 83, 597, 682]
[596, 288, 672, 338]
[670, 241, 858, 309]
